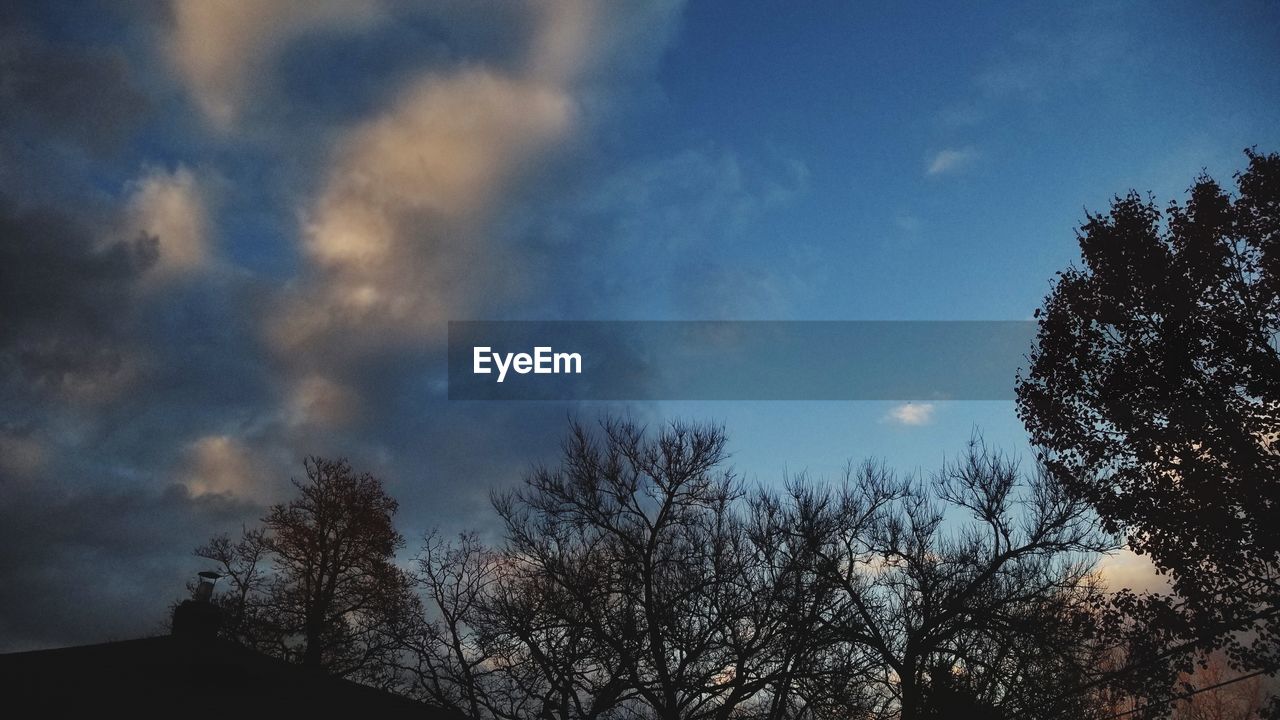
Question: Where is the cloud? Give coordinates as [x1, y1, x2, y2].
[166, 0, 388, 129]
[926, 147, 978, 176]
[269, 1, 684, 372]
[530, 148, 811, 319]
[1097, 548, 1168, 594]
[0, 481, 255, 651]
[894, 213, 923, 233]
[0, 427, 46, 479]
[287, 374, 363, 429]
[885, 402, 935, 426]
[269, 69, 573, 366]
[936, 8, 1129, 127]
[123, 165, 212, 279]
[0, 199, 155, 405]
[179, 435, 272, 500]
[974, 22, 1125, 103]
[0, 0, 687, 654]
[0, 9, 149, 155]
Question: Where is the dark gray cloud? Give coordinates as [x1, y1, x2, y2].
[0, 4, 250, 652]
[0, 5, 150, 157]
[0, 200, 155, 398]
[0, 4, 158, 405]
[0, 480, 256, 651]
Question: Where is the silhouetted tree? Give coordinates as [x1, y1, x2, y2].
[196, 456, 418, 686]
[773, 442, 1116, 720]
[492, 418, 793, 720]
[193, 526, 270, 645]
[405, 530, 636, 720]
[1017, 149, 1280, 714]
[403, 419, 1119, 720]
[403, 532, 514, 718]
[1174, 652, 1268, 720]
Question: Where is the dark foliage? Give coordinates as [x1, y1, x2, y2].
[1017, 149, 1280, 716]
[195, 457, 419, 687]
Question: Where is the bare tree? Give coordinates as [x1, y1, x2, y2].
[480, 544, 637, 720]
[405, 527, 639, 720]
[773, 441, 1117, 719]
[401, 421, 1123, 720]
[491, 418, 800, 720]
[403, 532, 508, 718]
[1173, 653, 1269, 720]
[193, 526, 270, 646]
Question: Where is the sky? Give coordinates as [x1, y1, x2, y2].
[1, 0, 1277, 651]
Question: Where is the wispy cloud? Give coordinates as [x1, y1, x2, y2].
[936, 9, 1129, 129]
[926, 147, 978, 176]
[885, 402, 935, 426]
[557, 148, 811, 318]
[166, 0, 389, 129]
[894, 213, 923, 233]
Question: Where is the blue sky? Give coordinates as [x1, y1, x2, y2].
[1, 0, 1276, 649]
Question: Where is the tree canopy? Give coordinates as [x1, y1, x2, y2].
[196, 456, 418, 685]
[1017, 149, 1280, 714]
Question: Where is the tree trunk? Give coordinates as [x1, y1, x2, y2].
[303, 617, 323, 668]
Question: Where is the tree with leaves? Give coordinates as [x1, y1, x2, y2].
[195, 456, 419, 686]
[1016, 149, 1280, 714]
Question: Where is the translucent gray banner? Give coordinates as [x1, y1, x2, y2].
[447, 321, 1034, 401]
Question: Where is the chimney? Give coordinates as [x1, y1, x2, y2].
[172, 571, 223, 640]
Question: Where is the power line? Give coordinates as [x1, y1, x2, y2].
[1045, 603, 1280, 705]
[1099, 668, 1274, 720]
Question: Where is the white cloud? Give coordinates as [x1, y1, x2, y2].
[1096, 548, 1167, 593]
[179, 435, 262, 499]
[269, 68, 573, 357]
[270, 1, 682, 359]
[166, 0, 387, 128]
[926, 147, 978, 176]
[123, 165, 210, 278]
[885, 402, 935, 426]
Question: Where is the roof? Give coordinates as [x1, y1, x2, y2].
[0, 633, 468, 718]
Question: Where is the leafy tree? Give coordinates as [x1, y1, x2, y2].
[195, 456, 419, 686]
[1016, 149, 1280, 710]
